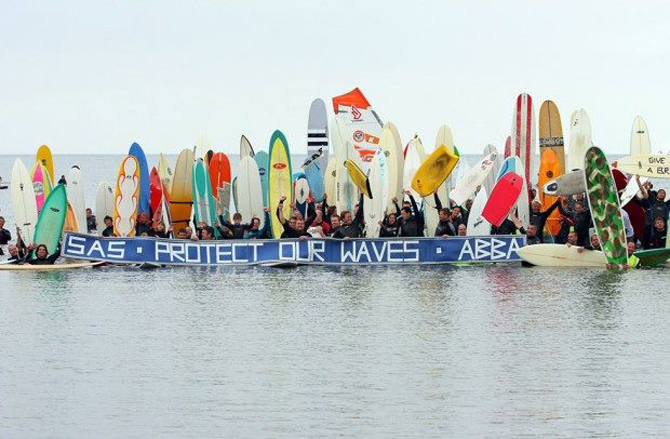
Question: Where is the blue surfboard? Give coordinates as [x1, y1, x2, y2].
[128, 142, 150, 216]
[254, 151, 269, 208]
[304, 161, 325, 202]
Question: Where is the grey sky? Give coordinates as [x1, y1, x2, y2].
[1, 0, 669, 155]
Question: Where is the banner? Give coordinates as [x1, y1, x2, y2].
[62, 233, 525, 266]
[332, 88, 384, 163]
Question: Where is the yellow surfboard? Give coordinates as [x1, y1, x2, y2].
[411, 145, 459, 197]
[36, 144, 55, 185]
[169, 149, 195, 232]
[64, 201, 79, 233]
[538, 148, 561, 236]
[344, 159, 372, 199]
[268, 130, 293, 239]
[538, 100, 565, 175]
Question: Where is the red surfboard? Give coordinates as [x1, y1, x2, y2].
[149, 167, 163, 214]
[482, 172, 523, 226]
[511, 93, 535, 187]
[209, 152, 231, 197]
[504, 135, 511, 158]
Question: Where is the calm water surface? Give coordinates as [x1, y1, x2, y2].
[0, 155, 669, 437]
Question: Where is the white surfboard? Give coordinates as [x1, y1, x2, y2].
[379, 122, 404, 210]
[451, 156, 471, 191]
[237, 157, 265, 229]
[542, 170, 586, 197]
[466, 188, 491, 236]
[95, 181, 114, 234]
[240, 135, 255, 158]
[518, 244, 607, 268]
[450, 152, 498, 206]
[482, 144, 502, 195]
[620, 175, 648, 207]
[67, 165, 87, 234]
[158, 154, 174, 197]
[615, 154, 670, 179]
[11, 159, 38, 245]
[515, 160, 530, 229]
[433, 125, 453, 208]
[333, 116, 360, 213]
[324, 159, 337, 203]
[307, 99, 329, 176]
[630, 115, 651, 156]
[567, 108, 592, 171]
[364, 149, 389, 237]
[403, 134, 425, 200]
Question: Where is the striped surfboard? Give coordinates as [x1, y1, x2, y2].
[307, 98, 329, 177]
[511, 93, 536, 187]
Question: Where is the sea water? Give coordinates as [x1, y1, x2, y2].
[0, 154, 669, 437]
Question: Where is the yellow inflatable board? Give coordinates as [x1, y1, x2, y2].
[344, 159, 372, 199]
[36, 144, 55, 184]
[268, 130, 293, 239]
[411, 145, 459, 197]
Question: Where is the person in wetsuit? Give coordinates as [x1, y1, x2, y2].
[332, 195, 365, 239]
[529, 199, 561, 242]
[558, 200, 591, 246]
[26, 244, 60, 265]
[244, 209, 272, 239]
[277, 197, 312, 239]
[646, 217, 667, 249]
[397, 191, 425, 237]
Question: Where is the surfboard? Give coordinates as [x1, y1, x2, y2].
[66, 166, 87, 234]
[30, 162, 51, 215]
[0, 261, 103, 271]
[113, 156, 140, 237]
[158, 154, 174, 197]
[334, 117, 360, 212]
[450, 152, 497, 206]
[539, 100, 566, 174]
[403, 135, 424, 200]
[64, 201, 79, 233]
[169, 149, 194, 232]
[324, 159, 337, 204]
[209, 152, 232, 218]
[294, 176, 310, 219]
[95, 181, 114, 234]
[332, 88, 383, 163]
[192, 158, 216, 227]
[568, 109, 592, 171]
[11, 159, 38, 246]
[304, 162, 325, 202]
[411, 145, 459, 197]
[543, 170, 586, 196]
[128, 142, 150, 216]
[633, 248, 670, 267]
[364, 148, 389, 238]
[33, 184, 67, 253]
[584, 146, 627, 269]
[237, 157, 265, 228]
[482, 172, 523, 226]
[620, 176, 648, 207]
[615, 154, 670, 179]
[511, 93, 536, 188]
[379, 123, 404, 210]
[150, 167, 164, 214]
[465, 188, 491, 236]
[240, 135, 255, 158]
[268, 130, 293, 238]
[630, 115, 651, 156]
[537, 148, 561, 235]
[232, 177, 239, 214]
[517, 244, 607, 268]
[504, 136, 511, 158]
[36, 144, 55, 186]
[307, 98, 329, 176]
[345, 159, 372, 198]
[482, 145, 502, 195]
[515, 160, 530, 229]
[254, 151, 270, 208]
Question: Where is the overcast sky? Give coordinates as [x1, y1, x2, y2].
[1, 0, 668, 156]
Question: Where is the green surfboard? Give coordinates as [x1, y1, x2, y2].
[192, 159, 217, 228]
[583, 146, 628, 269]
[633, 248, 670, 267]
[33, 184, 67, 254]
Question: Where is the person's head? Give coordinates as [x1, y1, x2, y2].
[138, 213, 150, 224]
[86, 208, 93, 218]
[402, 200, 411, 209]
[288, 216, 298, 230]
[201, 226, 214, 240]
[567, 231, 578, 245]
[451, 206, 461, 219]
[657, 189, 666, 201]
[330, 214, 341, 229]
[104, 216, 113, 226]
[627, 240, 637, 255]
[574, 202, 586, 214]
[400, 207, 412, 221]
[526, 224, 538, 238]
[197, 221, 207, 229]
[8, 244, 18, 257]
[439, 208, 450, 222]
[295, 218, 305, 231]
[35, 244, 48, 259]
[574, 193, 584, 201]
[177, 228, 188, 239]
[654, 217, 665, 231]
[327, 206, 337, 217]
[387, 213, 397, 225]
[155, 222, 165, 233]
[590, 234, 600, 249]
[250, 217, 260, 230]
[532, 201, 541, 213]
[341, 211, 353, 225]
[185, 226, 193, 236]
[353, 203, 359, 215]
[457, 224, 467, 236]
[233, 213, 242, 225]
[0, 216, 4, 228]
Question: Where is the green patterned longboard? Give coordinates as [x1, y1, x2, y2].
[583, 146, 628, 269]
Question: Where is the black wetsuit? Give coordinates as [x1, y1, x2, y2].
[398, 196, 425, 237]
[491, 219, 520, 235]
[558, 204, 592, 247]
[435, 220, 455, 236]
[0, 227, 11, 245]
[530, 199, 561, 242]
[102, 225, 113, 237]
[646, 228, 667, 249]
[379, 222, 400, 237]
[86, 215, 97, 233]
[27, 247, 61, 265]
[135, 222, 152, 236]
[332, 195, 365, 239]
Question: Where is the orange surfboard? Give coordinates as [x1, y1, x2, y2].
[538, 148, 561, 236]
[209, 152, 231, 216]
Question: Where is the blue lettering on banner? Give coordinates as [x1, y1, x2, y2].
[61, 233, 525, 266]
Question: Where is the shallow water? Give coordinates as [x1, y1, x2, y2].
[1, 154, 669, 437]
